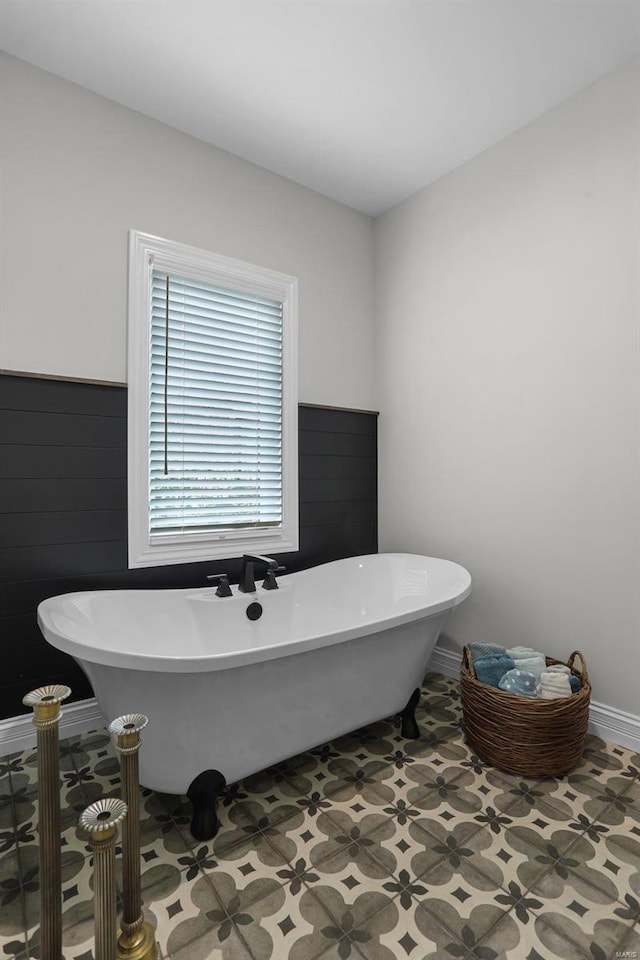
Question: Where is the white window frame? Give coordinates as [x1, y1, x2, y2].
[127, 230, 299, 568]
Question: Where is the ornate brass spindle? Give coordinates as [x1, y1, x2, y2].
[109, 714, 157, 960]
[80, 798, 128, 960]
[22, 684, 71, 960]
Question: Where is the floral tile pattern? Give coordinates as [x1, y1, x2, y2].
[1, 671, 639, 959]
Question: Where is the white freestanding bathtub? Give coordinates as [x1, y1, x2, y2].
[38, 553, 471, 838]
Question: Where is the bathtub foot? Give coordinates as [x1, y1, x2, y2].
[400, 688, 421, 739]
[187, 770, 227, 841]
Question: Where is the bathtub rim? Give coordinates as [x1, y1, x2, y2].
[37, 552, 471, 674]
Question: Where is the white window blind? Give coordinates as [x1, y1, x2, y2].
[149, 271, 284, 537]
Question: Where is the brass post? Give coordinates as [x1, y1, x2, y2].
[79, 798, 128, 960]
[109, 714, 157, 960]
[22, 684, 71, 960]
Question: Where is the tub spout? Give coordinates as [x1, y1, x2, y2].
[238, 554, 278, 593]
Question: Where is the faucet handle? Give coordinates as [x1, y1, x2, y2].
[262, 566, 285, 591]
[206, 573, 233, 598]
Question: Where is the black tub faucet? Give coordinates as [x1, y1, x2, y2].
[238, 555, 278, 593]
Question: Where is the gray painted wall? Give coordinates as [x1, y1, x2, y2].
[0, 53, 375, 411]
[375, 57, 640, 714]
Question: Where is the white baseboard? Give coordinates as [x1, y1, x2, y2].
[2, 645, 639, 757]
[429, 642, 640, 754]
[0, 698, 104, 758]
[428, 644, 462, 680]
[588, 701, 640, 753]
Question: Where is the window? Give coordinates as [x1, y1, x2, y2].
[127, 231, 298, 568]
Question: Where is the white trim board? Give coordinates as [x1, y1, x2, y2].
[0, 698, 104, 758]
[127, 230, 299, 569]
[429, 643, 640, 753]
[1, 644, 639, 757]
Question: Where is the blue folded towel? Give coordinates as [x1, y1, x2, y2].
[498, 669, 538, 698]
[507, 645, 545, 660]
[507, 646, 546, 679]
[511, 654, 546, 680]
[473, 653, 515, 688]
[468, 642, 506, 658]
[569, 675, 581, 694]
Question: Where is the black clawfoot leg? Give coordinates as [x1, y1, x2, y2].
[187, 769, 227, 841]
[400, 687, 421, 739]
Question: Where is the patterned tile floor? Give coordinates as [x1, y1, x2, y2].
[1, 672, 639, 960]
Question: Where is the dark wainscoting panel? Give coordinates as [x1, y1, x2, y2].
[0, 375, 378, 719]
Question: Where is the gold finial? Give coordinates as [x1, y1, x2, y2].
[80, 798, 128, 835]
[22, 684, 71, 723]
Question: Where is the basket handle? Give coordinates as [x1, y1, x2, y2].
[462, 646, 476, 678]
[567, 650, 589, 686]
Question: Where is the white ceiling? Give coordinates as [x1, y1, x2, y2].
[1, 0, 639, 216]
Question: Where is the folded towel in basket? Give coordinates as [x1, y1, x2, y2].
[513, 655, 546, 680]
[473, 653, 515, 688]
[507, 645, 539, 657]
[569, 675, 581, 693]
[498, 668, 538, 698]
[506, 646, 546, 680]
[545, 663, 581, 693]
[468, 642, 506, 658]
[544, 663, 581, 692]
[537, 670, 573, 700]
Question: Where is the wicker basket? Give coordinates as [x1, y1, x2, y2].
[460, 647, 591, 778]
